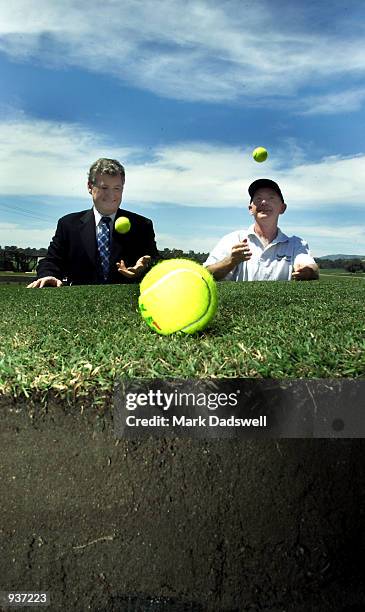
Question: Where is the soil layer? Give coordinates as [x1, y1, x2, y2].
[0, 397, 364, 611]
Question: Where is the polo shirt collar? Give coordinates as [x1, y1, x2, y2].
[247, 224, 289, 245]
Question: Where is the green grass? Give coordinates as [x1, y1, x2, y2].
[0, 279, 364, 402]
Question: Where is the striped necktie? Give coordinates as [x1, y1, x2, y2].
[97, 216, 111, 281]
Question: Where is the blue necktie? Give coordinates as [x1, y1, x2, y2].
[97, 216, 111, 281]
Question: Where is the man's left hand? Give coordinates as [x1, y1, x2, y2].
[292, 264, 319, 281]
[116, 255, 152, 278]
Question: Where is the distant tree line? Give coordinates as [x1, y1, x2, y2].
[318, 258, 365, 273]
[0, 246, 47, 273]
[1, 246, 364, 274]
[0, 245, 209, 273]
[158, 248, 208, 265]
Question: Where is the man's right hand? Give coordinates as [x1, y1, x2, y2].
[27, 276, 63, 288]
[230, 238, 252, 265]
[206, 239, 252, 280]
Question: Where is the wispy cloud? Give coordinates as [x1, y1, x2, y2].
[1, 1, 365, 109]
[285, 225, 365, 257]
[298, 88, 365, 115]
[284, 225, 364, 240]
[280, 155, 365, 207]
[0, 115, 133, 197]
[1, 115, 365, 212]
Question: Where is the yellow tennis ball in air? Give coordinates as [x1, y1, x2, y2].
[115, 216, 131, 234]
[138, 258, 218, 335]
[252, 147, 268, 163]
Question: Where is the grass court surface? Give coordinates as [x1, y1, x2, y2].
[1, 277, 364, 401]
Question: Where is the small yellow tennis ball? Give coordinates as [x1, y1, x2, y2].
[115, 216, 131, 234]
[252, 147, 268, 163]
[138, 258, 218, 335]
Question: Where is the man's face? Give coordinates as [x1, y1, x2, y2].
[88, 172, 124, 215]
[249, 187, 286, 220]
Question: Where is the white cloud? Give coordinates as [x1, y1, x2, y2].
[282, 224, 365, 257]
[280, 155, 365, 207]
[0, 223, 54, 248]
[0, 1, 365, 108]
[284, 225, 364, 240]
[1, 115, 365, 213]
[126, 143, 250, 206]
[112, 145, 365, 211]
[0, 116, 133, 197]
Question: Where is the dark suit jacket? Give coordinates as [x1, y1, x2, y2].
[37, 208, 159, 285]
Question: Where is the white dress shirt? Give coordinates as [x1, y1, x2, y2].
[93, 207, 117, 245]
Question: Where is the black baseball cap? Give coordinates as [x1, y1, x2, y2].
[248, 179, 284, 203]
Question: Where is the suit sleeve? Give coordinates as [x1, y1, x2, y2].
[36, 219, 68, 281]
[145, 219, 160, 263]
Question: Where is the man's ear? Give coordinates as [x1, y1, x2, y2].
[87, 182, 93, 195]
[248, 202, 253, 215]
[280, 202, 287, 214]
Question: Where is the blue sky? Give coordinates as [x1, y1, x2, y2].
[0, 0, 365, 257]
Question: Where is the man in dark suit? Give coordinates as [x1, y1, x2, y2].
[27, 158, 159, 287]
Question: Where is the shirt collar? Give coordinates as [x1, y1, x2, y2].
[93, 206, 118, 226]
[247, 223, 289, 245]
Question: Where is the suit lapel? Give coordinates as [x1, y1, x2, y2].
[80, 209, 98, 265]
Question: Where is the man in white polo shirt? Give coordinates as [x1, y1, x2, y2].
[204, 178, 319, 281]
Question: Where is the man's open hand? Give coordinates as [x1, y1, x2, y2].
[116, 255, 152, 278]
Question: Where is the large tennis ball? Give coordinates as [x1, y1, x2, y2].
[138, 258, 218, 335]
[252, 146, 268, 162]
